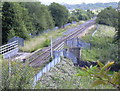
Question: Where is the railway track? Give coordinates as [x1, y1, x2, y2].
[29, 19, 96, 67]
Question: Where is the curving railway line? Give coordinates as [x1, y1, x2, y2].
[29, 19, 96, 67]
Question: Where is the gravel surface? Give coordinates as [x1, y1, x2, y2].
[13, 52, 31, 61]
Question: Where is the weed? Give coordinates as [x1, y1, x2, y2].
[20, 21, 85, 52]
[81, 25, 116, 63]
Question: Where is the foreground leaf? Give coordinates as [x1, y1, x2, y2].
[91, 80, 106, 87]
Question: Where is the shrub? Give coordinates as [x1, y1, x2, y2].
[77, 61, 120, 90]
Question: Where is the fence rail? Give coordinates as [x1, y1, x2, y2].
[0, 41, 19, 58]
[54, 41, 64, 51]
[65, 37, 91, 49]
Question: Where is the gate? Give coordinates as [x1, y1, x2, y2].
[0, 41, 19, 59]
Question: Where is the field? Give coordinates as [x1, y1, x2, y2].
[81, 25, 117, 63]
[20, 21, 85, 52]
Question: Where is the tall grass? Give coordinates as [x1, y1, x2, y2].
[20, 21, 85, 52]
[81, 25, 117, 63]
[0, 55, 3, 64]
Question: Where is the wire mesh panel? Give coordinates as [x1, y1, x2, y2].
[65, 37, 91, 49]
[63, 49, 78, 64]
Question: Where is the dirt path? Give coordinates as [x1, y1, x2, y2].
[13, 52, 31, 61]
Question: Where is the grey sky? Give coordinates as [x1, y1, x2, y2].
[39, 0, 119, 5]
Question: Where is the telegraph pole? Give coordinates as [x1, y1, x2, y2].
[50, 36, 53, 58]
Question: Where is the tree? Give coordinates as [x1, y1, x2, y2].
[0, 2, 2, 45]
[96, 7, 119, 63]
[2, 2, 31, 44]
[2, 2, 55, 44]
[114, 2, 120, 63]
[71, 9, 94, 21]
[49, 2, 69, 28]
[68, 16, 78, 23]
[24, 2, 54, 35]
[96, 6, 118, 27]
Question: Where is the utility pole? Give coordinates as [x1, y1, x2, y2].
[51, 36, 53, 58]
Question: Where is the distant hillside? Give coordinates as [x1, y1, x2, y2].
[63, 2, 118, 10]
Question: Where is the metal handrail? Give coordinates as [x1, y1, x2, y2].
[0, 41, 18, 54]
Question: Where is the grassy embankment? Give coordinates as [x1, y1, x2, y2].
[81, 25, 117, 63]
[0, 55, 2, 64]
[35, 57, 114, 89]
[20, 21, 85, 52]
[35, 25, 116, 89]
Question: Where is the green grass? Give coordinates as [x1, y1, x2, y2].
[0, 55, 3, 65]
[36, 58, 114, 89]
[81, 25, 117, 63]
[20, 21, 85, 52]
[78, 75, 114, 89]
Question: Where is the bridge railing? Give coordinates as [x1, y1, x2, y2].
[53, 41, 64, 51]
[0, 41, 19, 58]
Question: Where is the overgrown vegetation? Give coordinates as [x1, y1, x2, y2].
[49, 2, 69, 28]
[96, 6, 120, 63]
[1, 58, 35, 89]
[81, 25, 117, 63]
[2, 2, 54, 44]
[20, 21, 84, 52]
[77, 61, 120, 90]
[2, 2, 93, 45]
[96, 6, 118, 27]
[36, 58, 113, 89]
[68, 9, 94, 23]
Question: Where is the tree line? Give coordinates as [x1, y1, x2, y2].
[68, 9, 94, 23]
[1, 2, 94, 44]
[64, 2, 118, 10]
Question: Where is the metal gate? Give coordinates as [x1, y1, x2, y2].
[0, 41, 19, 59]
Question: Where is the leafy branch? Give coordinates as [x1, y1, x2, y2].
[77, 61, 120, 90]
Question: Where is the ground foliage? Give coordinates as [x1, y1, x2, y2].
[1, 58, 35, 89]
[77, 61, 120, 90]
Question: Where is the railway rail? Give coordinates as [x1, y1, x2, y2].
[29, 19, 96, 67]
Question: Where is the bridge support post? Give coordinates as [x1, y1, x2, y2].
[50, 36, 53, 58]
[68, 47, 81, 65]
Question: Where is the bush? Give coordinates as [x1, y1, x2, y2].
[96, 6, 118, 27]
[42, 39, 50, 47]
[77, 61, 120, 90]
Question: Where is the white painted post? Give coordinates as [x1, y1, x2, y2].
[80, 48, 82, 60]
[8, 55, 11, 77]
[51, 36, 53, 58]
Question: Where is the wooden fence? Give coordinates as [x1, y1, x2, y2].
[0, 41, 19, 59]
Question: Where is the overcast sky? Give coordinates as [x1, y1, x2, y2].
[39, 0, 119, 5]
